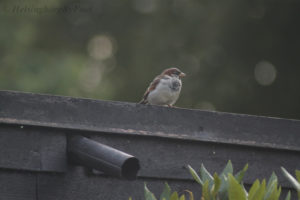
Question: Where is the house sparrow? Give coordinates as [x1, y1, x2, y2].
[139, 68, 186, 107]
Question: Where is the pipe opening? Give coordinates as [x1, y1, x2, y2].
[121, 157, 140, 180]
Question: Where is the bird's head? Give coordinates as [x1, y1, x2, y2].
[162, 68, 186, 78]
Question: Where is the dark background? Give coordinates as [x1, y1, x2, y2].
[1, 0, 300, 119]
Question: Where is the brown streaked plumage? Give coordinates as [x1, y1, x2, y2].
[140, 75, 162, 104]
[139, 68, 186, 106]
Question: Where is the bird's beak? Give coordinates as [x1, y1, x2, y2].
[179, 72, 186, 78]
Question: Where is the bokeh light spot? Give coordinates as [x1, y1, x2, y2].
[254, 60, 277, 86]
[79, 64, 103, 92]
[87, 35, 115, 60]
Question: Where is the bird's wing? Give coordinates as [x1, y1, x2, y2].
[139, 75, 163, 104]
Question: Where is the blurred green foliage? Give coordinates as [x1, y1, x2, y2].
[1, 0, 300, 119]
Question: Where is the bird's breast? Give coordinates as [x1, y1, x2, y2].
[170, 80, 181, 91]
[147, 78, 181, 105]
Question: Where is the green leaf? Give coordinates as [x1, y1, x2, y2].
[145, 183, 158, 200]
[219, 161, 233, 200]
[266, 172, 278, 189]
[264, 177, 277, 200]
[160, 183, 172, 200]
[281, 167, 300, 192]
[295, 170, 300, 183]
[187, 165, 203, 185]
[184, 190, 194, 200]
[129, 197, 133, 200]
[264, 179, 278, 200]
[235, 163, 248, 183]
[219, 174, 229, 200]
[248, 179, 260, 200]
[228, 174, 247, 200]
[276, 187, 281, 200]
[170, 192, 179, 200]
[202, 180, 211, 200]
[200, 164, 214, 189]
[211, 173, 221, 198]
[241, 183, 248, 197]
[221, 160, 233, 178]
[284, 191, 291, 200]
[179, 195, 185, 200]
[252, 179, 266, 200]
[296, 170, 300, 198]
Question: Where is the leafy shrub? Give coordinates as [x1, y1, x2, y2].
[187, 161, 290, 200]
[131, 161, 294, 200]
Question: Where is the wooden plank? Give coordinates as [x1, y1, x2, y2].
[88, 134, 299, 188]
[0, 125, 67, 172]
[0, 90, 298, 199]
[0, 90, 300, 151]
[0, 122, 297, 185]
[0, 124, 297, 187]
[0, 170, 36, 200]
[37, 166, 201, 200]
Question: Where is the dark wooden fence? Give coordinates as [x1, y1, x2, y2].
[0, 90, 299, 200]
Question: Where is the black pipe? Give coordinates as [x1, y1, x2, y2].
[67, 136, 140, 180]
